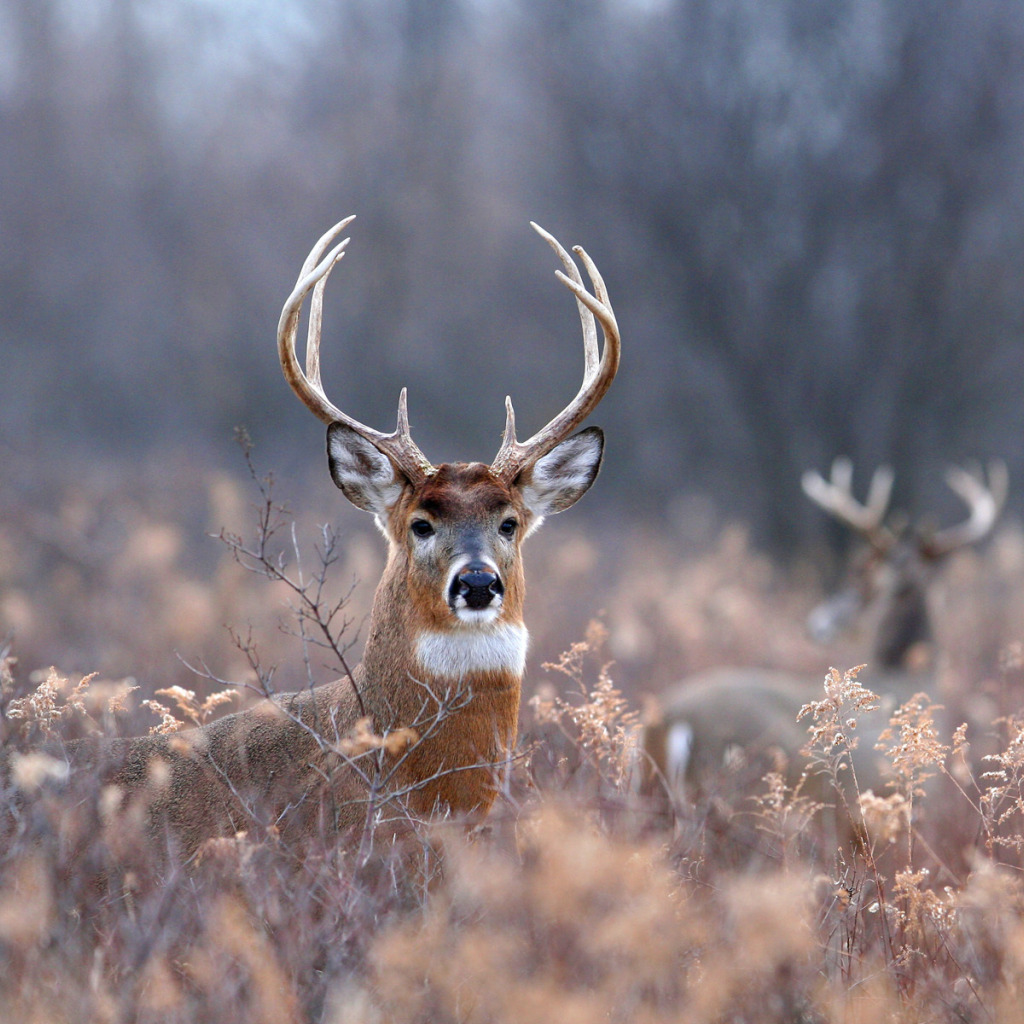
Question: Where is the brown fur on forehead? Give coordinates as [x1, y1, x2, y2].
[413, 462, 521, 518]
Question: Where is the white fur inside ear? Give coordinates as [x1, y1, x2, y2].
[519, 427, 604, 519]
[327, 424, 404, 515]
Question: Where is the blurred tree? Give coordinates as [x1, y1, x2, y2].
[505, 0, 1024, 546]
[1, 0, 1023, 552]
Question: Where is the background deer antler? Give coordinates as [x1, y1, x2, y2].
[922, 460, 1009, 557]
[804, 456, 1009, 562]
[801, 457, 896, 550]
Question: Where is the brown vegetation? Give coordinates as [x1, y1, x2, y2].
[2, 456, 1024, 1022]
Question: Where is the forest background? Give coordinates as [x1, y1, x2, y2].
[2, 0, 1023, 690]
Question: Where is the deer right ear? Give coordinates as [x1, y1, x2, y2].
[517, 426, 605, 522]
[327, 423, 406, 515]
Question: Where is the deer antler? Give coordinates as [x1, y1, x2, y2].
[277, 216, 435, 482]
[490, 223, 620, 483]
[801, 457, 896, 550]
[922, 460, 1009, 557]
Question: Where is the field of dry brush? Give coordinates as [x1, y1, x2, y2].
[3, 453, 1024, 1023]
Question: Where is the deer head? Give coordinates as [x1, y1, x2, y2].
[278, 217, 617, 645]
[802, 458, 1008, 668]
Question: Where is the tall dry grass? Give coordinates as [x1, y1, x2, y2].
[2, 451, 1024, 1022]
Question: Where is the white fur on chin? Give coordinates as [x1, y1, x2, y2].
[415, 623, 529, 680]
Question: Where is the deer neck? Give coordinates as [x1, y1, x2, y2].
[356, 547, 526, 815]
[873, 577, 933, 671]
[360, 600, 528, 716]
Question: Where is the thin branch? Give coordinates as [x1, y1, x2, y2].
[214, 437, 366, 718]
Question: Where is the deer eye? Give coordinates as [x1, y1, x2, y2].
[499, 518, 518, 538]
[410, 519, 435, 539]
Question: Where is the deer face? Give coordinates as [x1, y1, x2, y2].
[394, 462, 528, 630]
[327, 423, 604, 631]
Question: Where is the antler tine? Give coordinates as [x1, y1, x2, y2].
[801, 457, 896, 548]
[925, 460, 1009, 556]
[542, 226, 601, 378]
[278, 217, 434, 481]
[491, 223, 620, 481]
[305, 224, 353, 393]
[865, 463, 896, 524]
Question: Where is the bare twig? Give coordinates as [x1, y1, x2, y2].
[215, 433, 366, 718]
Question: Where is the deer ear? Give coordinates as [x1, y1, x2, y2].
[517, 426, 604, 522]
[327, 423, 405, 515]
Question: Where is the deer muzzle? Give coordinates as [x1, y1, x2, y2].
[450, 562, 504, 613]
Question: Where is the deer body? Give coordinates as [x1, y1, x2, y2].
[51, 218, 620, 857]
[640, 668, 813, 800]
[75, 564, 523, 847]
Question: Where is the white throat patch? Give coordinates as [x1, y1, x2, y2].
[415, 623, 529, 681]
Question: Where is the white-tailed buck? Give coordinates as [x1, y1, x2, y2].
[58, 217, 620, 856]
[639, 458, 1007, 834]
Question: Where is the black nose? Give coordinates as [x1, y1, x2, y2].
[450, 562, 504, 610]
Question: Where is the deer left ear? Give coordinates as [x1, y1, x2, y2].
[327, 422, 406, 515]
[517, 426, 604, 521]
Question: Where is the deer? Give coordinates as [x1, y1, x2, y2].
[638, 458, 1008, 844]
[33, 216, 620, 859]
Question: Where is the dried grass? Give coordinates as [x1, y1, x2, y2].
[3, 458, 1024, 1021]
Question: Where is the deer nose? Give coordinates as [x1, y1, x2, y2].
[450, 562, 504, 611]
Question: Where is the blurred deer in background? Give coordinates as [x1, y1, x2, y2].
[801, 457, 1008, 679]
[53, 216, 620, 858]
[638, 458, 1008, 840]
